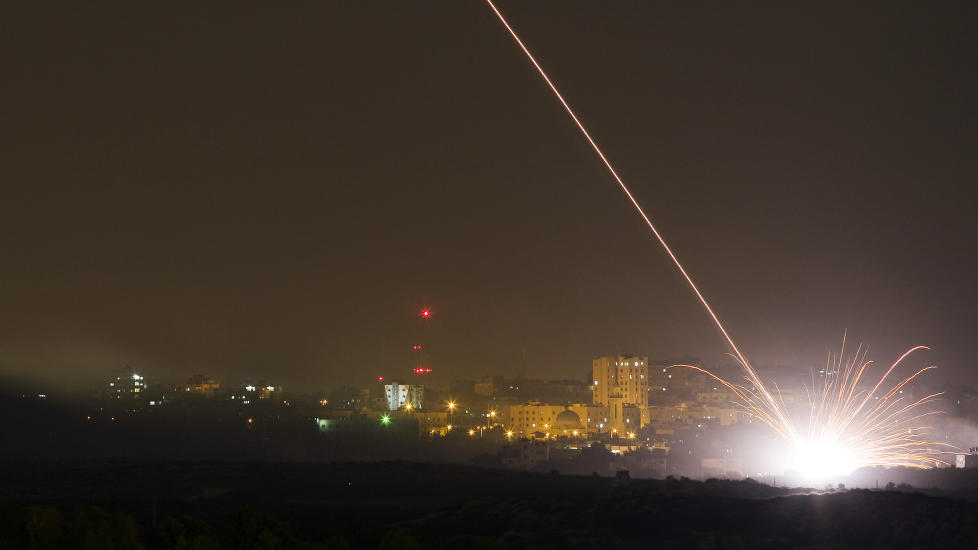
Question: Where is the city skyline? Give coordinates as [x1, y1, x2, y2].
[2, 2, 975, 393]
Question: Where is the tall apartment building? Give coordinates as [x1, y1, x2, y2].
[385, 382, 424, 411]
[106, 365, 145, 401]
[592, 354, 648, 408]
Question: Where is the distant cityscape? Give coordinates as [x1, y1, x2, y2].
[22, 351, 972, 479]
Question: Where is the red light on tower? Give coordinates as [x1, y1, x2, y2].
[421, 309, 430, 318]
[377, 376, 384, 382]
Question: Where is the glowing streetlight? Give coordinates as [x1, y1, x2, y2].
[506, 430, 513, 439]
[468, 429, 475, 436]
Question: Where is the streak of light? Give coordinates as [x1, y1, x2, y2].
[484, 0, 791, 433]
[485, 1, 953, 472]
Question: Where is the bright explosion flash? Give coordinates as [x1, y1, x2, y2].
[676, 340, 953, 477]
[485, 1, 954, 477]
[792, 439, 859, 480]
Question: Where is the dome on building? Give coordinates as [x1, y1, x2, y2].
[554, 408, 583, 430]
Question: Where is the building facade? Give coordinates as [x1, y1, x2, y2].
[592, 354, 649, 408]
[385, 382, 424, 411]
[505, 402, 642, 439]
[107, 365, 144, 401]
[185, 374, 220, 398]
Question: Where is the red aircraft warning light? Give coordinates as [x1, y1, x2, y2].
[413, 368, 433, 375]
[421, 309, 430, 318]
[377, 376, 384, 382]
[412, 345, 423, 350]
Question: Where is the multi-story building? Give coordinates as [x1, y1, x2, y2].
[185, 374, 220, 398]
[233, 382, 283, 403]
[504, 402, 641, 439]
[592, 354, 648, 408]
[385, 382, 424, 411]
[955, 448, 978, 469]
[474, 377, 496, 397]
[696, 391, 738, 407]
[106, 365, 145, 401]
[502, 439, 550, 470]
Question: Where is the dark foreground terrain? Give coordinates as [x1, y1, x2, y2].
[1, 460, 976, 549]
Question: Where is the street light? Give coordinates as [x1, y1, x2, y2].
[448, 401, 456, 426]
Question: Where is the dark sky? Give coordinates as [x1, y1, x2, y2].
[1, 1, 975, 392]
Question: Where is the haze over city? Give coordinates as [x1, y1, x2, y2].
[3, 1, 975, 393]
[1, 2, 976, 548]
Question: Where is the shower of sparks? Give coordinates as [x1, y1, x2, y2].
[486, 1, 953, 475]
[675, 337, 953, 476]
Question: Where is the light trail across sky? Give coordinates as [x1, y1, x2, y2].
[485, 1, 952, 475]
[484, 0, 795, 435]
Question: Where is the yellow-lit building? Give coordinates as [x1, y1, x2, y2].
[646, 402, 748, 428]
[185, 374, 220, 398]
[504, 402, 642, 439]
[592, 354, 648, 408]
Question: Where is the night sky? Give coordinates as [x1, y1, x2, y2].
[2, 2, 975, 391]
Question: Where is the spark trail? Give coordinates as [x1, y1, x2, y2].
[484, 0, 794, 435]
[486, 1, 952, 473]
